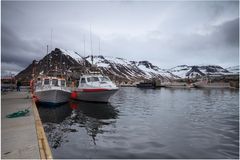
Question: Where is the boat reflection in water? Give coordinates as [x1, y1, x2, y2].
[37, 102, 72, 124]
[37, 100, 119, 149]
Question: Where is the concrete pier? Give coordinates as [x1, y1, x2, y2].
[1, 91, 52, 159]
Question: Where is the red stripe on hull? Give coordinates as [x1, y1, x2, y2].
[81, 88, 110, 92]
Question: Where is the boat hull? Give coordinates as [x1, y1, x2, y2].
[73, 89, 118, 103]
[35, 89, 71, 104]
[136, 82, 156, 89]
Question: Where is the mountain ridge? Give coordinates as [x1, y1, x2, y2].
[15, 48, 239, 83]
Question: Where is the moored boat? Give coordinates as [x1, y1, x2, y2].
[71, 74, 118, 103]
[164, 82, 194, 88]
[136, 82, 156, 88]
[34, 76, 71, 105]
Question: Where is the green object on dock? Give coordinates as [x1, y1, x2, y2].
[6, 109, 30, 118]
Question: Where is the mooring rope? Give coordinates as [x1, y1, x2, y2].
[6, 106, 31, 118]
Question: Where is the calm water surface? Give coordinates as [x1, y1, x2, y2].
[37, 87, 239, 159]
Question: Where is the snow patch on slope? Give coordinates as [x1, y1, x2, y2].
[226, 65, 239, 74]
[59, 48, 83, 62]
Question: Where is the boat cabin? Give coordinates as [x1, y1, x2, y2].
[78, 75, 111, 87]
[36, 76, 66, 88]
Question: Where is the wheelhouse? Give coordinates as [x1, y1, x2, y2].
[78, 75, 112, 86]
[36, 77, 66, 87]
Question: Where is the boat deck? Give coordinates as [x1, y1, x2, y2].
[1, 91, 52, 159]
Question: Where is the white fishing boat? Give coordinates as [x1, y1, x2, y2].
[71, 74, 118, 103]
[34, 76, 71, 105]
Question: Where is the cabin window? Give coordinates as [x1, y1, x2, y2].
[44, 79, 50, 85]
[87, 77, 99, 82]
[81, 78, 86, 83]
[61, 80, 65, 86]
[100, 76, 110, 82]
[52, 79, 58, 86]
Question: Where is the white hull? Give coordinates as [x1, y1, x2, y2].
[35, 89, 71, 104]
[74, 89, 118, 102]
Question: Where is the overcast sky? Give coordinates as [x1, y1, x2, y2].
[1, 1, 239, 76]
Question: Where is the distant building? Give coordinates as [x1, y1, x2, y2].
[1, 76, 16, 91]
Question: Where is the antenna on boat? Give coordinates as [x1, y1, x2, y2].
[51, 29, 53, 51]
[90, 25, 93, 56]
[60, 47, 63, 77]
[90, 25, 94, 66]
[83, 35, 86, 58]
[47, 45, 49, 73]
[83, 35, 86, 73]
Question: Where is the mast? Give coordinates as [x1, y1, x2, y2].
[90, 25, 93, 65]
[60, 46, 63, 76]
[47, 45, 49, 73]
[51, 29, 53, 51]
[83, 35, 86, 57]
[90, 25, 93, 56]
[83, 35, 86, 72]
[98, 38, 100, 55]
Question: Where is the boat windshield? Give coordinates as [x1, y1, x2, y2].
[99, 76, 110, 82]
[44, 79, 50, 85]
[81, 78, 86, 83]
[61, 80, 65, 86]
[87, 77, 99, 82]
[52, 79, 58, 86]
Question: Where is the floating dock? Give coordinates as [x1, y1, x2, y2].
[1, 91, 52, 159]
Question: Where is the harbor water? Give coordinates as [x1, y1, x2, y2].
[37, 87, 239, 159]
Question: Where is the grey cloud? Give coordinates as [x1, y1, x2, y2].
[214, 18, 239, 46]
[1, 1, 239, 75]
[1, 24, 44, 68]
[1, 62, 23, 76]
[102, 17, 239, 68]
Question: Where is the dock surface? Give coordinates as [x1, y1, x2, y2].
[1, 91, 40, 159]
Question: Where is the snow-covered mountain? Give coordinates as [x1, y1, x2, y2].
[16, 48, 87, 81]
[16, 48, 238, 83]
[168, 65, 230, 79]
[85, 56, 173, 81]
[226, 66, 239, 74]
